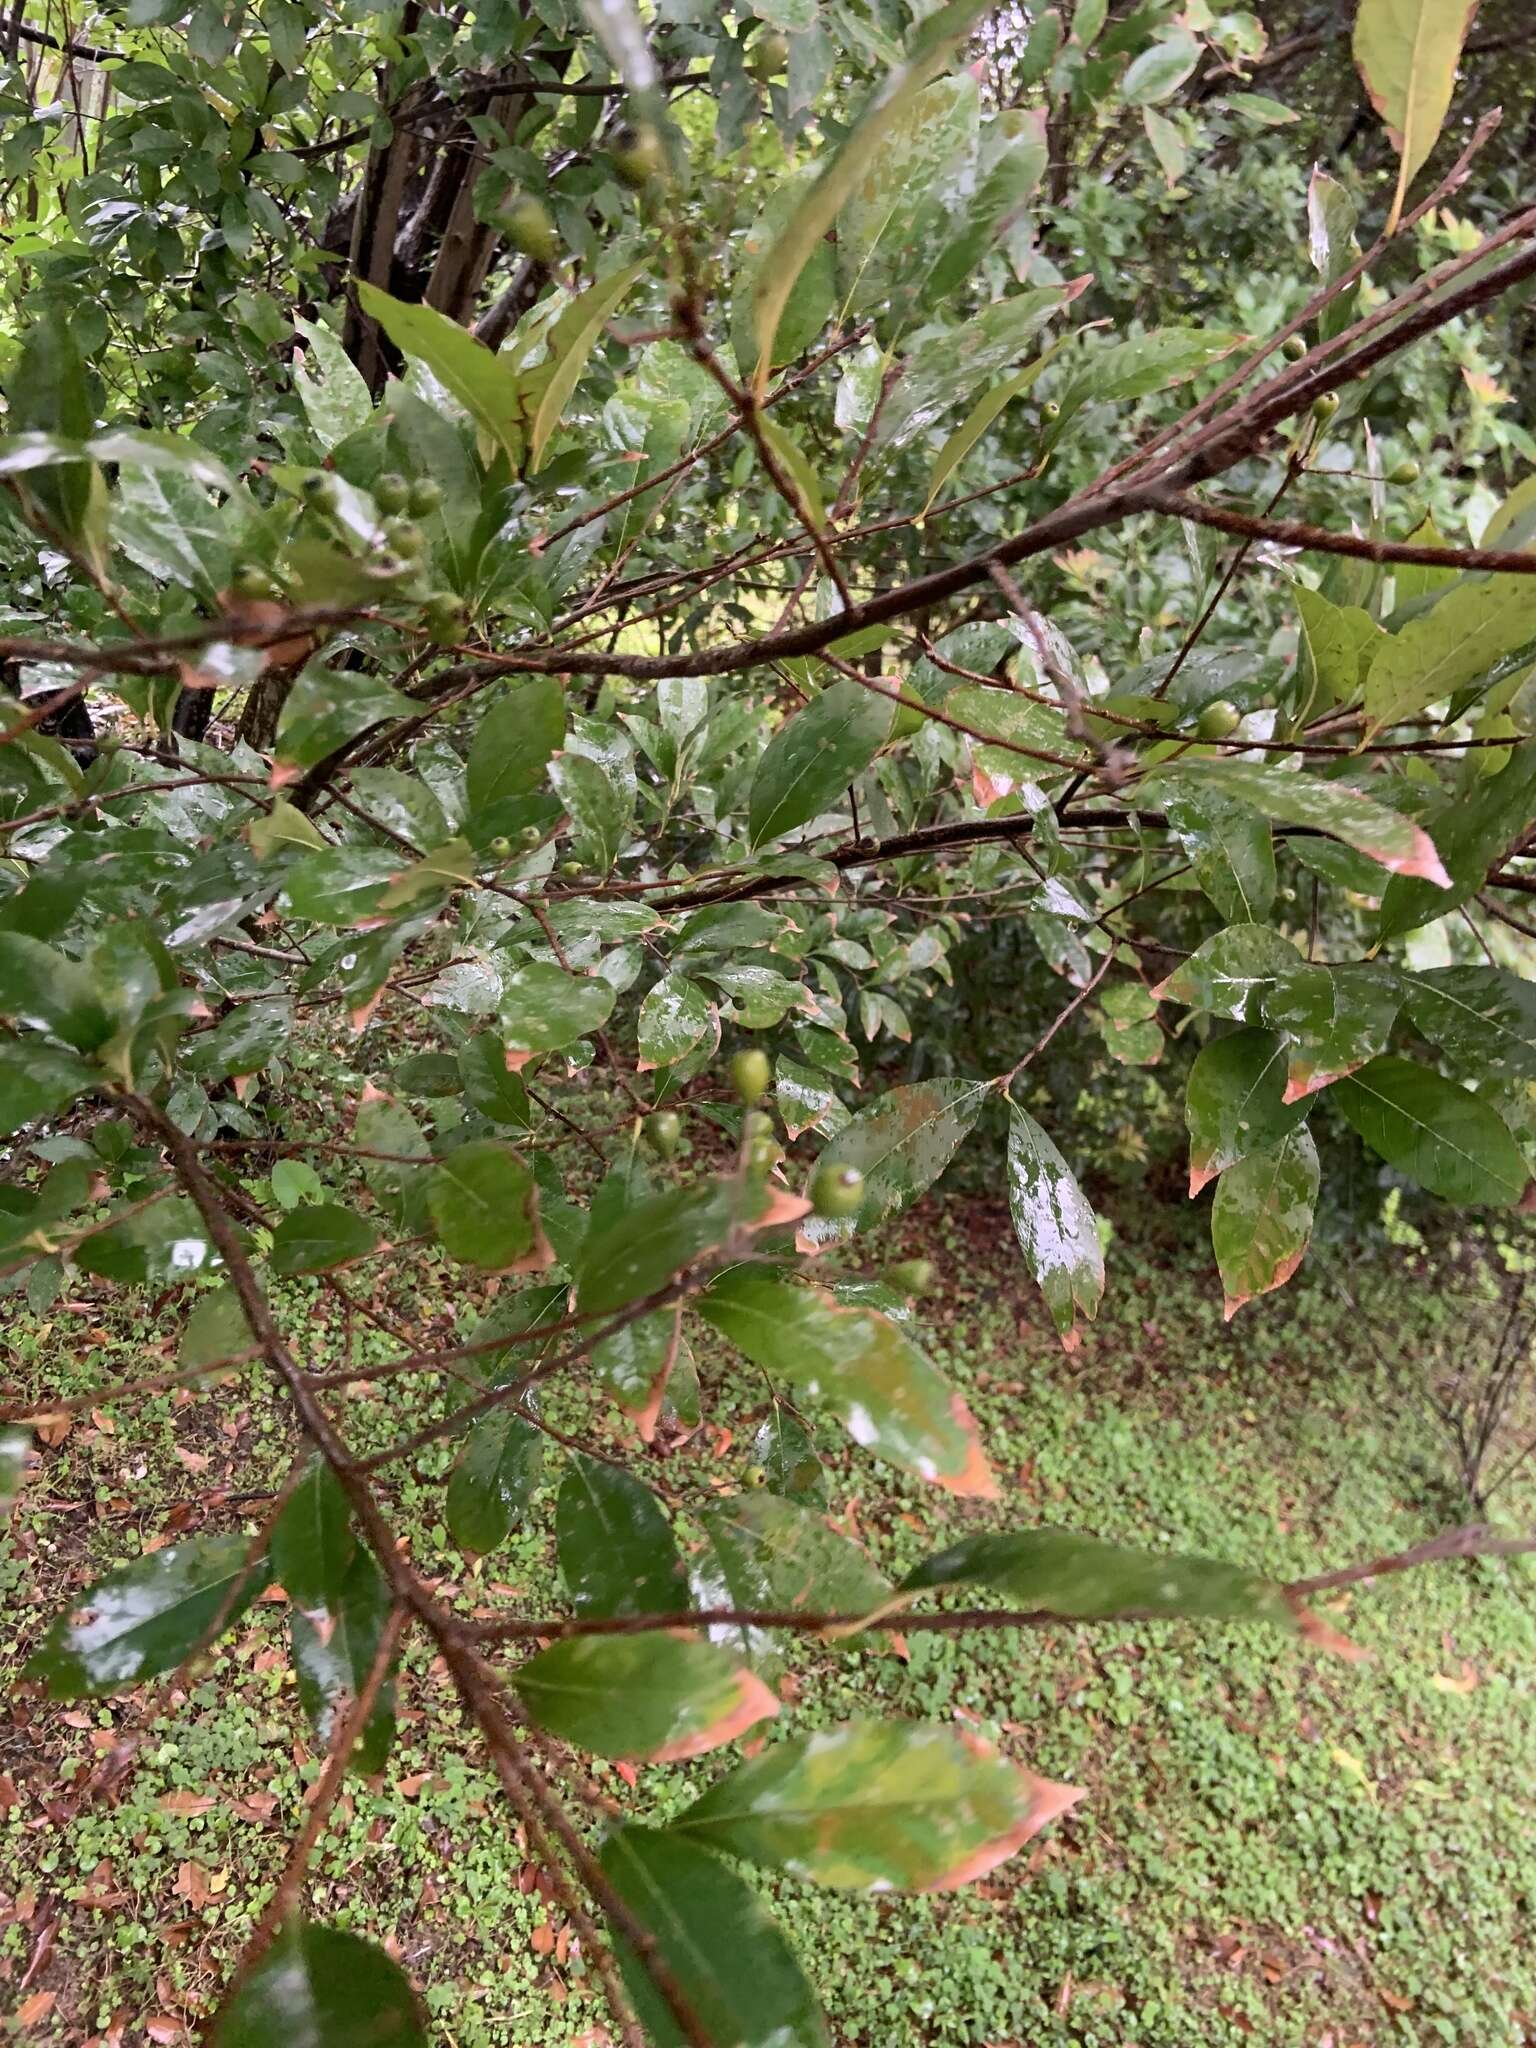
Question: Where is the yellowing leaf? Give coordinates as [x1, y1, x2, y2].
[1352, 0, 1479, 234]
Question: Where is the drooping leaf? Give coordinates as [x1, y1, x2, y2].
[426, 1140, 542, 1269]
[592, 1304, 688, 1441]
[270, 1202, 379, 1275]
[528, 260, 646, 473]
[213, 1921, 426, 2048]
[1353, 0, 1479, 233]
[1005, 1103, 1103, 1350]
[290, 1546, 399, 1774]
[445, 1406, 544, 1554]
[1377, 749, 1536, 939]
[749, 679, 894, 849]
[801, 1079, 989, 1247]
[671, 1719, 1082, 1891]
[457, 1032, 534, 1127]
[900, 1527, 1295, 1629]
[178, 1285, 254, 1369]
[1210, 1125, 1320, 1320]
[293, 315, 374, 449]
[1184, 1027, 1308, 1196]
[1332, 1056, 1528, 1207]
[556, 1454, 689, 1618]
[515, 1633, 778, 1761]
[271, 1456, 355, 1611]
[549, 749, 631, 871]
[25, 1536, 267, 1696]
[638, 971, 716, 1070]
[599, 1828, 830, 2048]
[695, 1264, 997, 1497]
[752, 1406, 828, 1505]
[357, 281, 530, 468]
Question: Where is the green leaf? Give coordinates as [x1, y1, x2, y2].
[1210, 1125, 1319, 1320]
[732, 169, 836, 373]
[1162, 784, 1276, 926]
[516, 1633, 778, 1761]
[178, 1285, 254, 1369]
[749, 679, 894, 849]
[703, 1491, 891, 1659]
[695, 1264, 997, 1497]
[1294, 584, 1379, 717]
[1332, 1055, 1528, 1207]
[1122, 28, 1200, 104]
[592, 1303, 688, 1438]
[598, 1828, 829, 2048]
[878, 287, 1074, 454]
[1005, 1103, 1104, 1350]
[1152, 924, 1301, 1023]
[25, 1536, 267, 1697]
[922, 344, 1062, 515]
[1377, 749, 1536, 939]
[528, 260, 646, 474]
[1051, 327, 1240, 442]
[638, 972, 716, 1070]
[445, 1406, 544, 1555]
[465, 679, 566, 815]
[457, 1032, 533, 1127]
[357, 281, 530, 468]
[291, 1546, 398, 1774]
[946, 684, 1075, 801]
[576, 1174, 798, 1315]
[1147, 760, 1450, 887]
[1364, 575, 1536, 738]
[270, 1202, 379, 1275]
[1353, 0, 1478, 233]
[752, 1406, 828, 1505]
[353, 1097, 431, 1232]
[1404, 965, 1536, 1081]
[181, 999, 292, 1083]
[293, 315, 374, 449]
[549, 750, 630, 871]
[279, 848, 410, 927]
[271, 1456, 355, 1611]
[800, 1079, 989, 1248]
[1184, 1027, 1307, 1196]
[427, 1140, 541, 1269]
[749, 1, 986, 390]
[213, 1921, 425, 2048]
[0, 934, 112, 1050]
[556, 1454, 689, 1618]
[0, 1038, 96, 1136]
[901, 1527, 1295, 1628]
[671, 1719, 1081, 1890]
[499, 961, 616, 1056]
[274, 666, 415, 777]
[1260, 960, 1402, 1101]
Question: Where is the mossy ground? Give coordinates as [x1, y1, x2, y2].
[2, 1180, 1534, 2048]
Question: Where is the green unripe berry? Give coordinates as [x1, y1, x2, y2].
[644, 1109, 682, 1159]
[407, 478, 444, 518]
[488, 835, 512, 857]
[612, 123, 665, 189]
[232, 563, 277, 600]
[560, 859, 583, 877]
[499, 192, 560, 264]
[423, 593, 466, 642]
[885, 1258, 934, 1296]
[375, 472, 409, 515]
[1195, 697, 1241, 741]
[748, 29, 789, 79]
[1388, 457, 1421, 485]
[1041, 399, 1061, 421]
[1281, 333, 1307, 361]
[731, 1047, 772, 1106]
[743, 1109, 775, 1140]
[517, 823, 543, 847]
[300, 472, 336, 509]
[382, 517, 425, 559]
[746, 1134, 782, 1176]
[811, 1162, 864, 1220]
[745, 1463, 768, 1488]
[1311, 391, 1340, 422]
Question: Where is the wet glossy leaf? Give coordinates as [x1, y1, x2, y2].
[1152, 923, 1301, 1022]
[26, 1535, 267, 1696]
[1332, 1056, 1527, 1207]
[749, 679, 894, 849]
[457, 1032, 533, 1127]
[1260, 961, 1402, 1102]
[592, 1305, 687, 1441]
[1294, 583, 1378, 715]
[352, 1097, 431, 1232]
[704, 1491, 891, 1655]
[599, 1828, 829, 2048]
[1150, 760, 1449, 887]
[426, 1140, 541, 1269]
[182, 1000, 292, 1083]
[291, 1546, 398, 1775]
[696, 1264, 996, 1497]
[516, 1633, 777, 1761]
[213, 1920, 425, 2048]
[1378, 751, 1536, 939]
[556, 1454, 689, 1619]
[1364, 574, 1536, 738]
[752, 1406, 828, 1505]
[801, 1079, 989, 1248]
[638, 972, 716, 1070]
[528, 260, 646, 473]
[1184, 1027, 1307, 1196]
[271, 1456, 355, 1611]
[549, 749, 630, 871]
[0, 933, 111, 1050]
[498, 961, 616, 1056]
[901, 1527, 1294, 1627]
[465, 680, 566, 814]
[270, 1202, 379, 1275]
[577, 1174, 799, 1314]
[0, 1039, 96, 1136]
[177, 1285, 254, 1368]
[357, 281, 529, 467]
[1162, 785, 1275, 925]
[1210, 1126, 1319, 1320]
[1005, 1104, 1103, 1350]
[1404, 965, 1536, 1080]
[672, 1719, 1082, 1891]
[445, 1406, 543, 1554]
